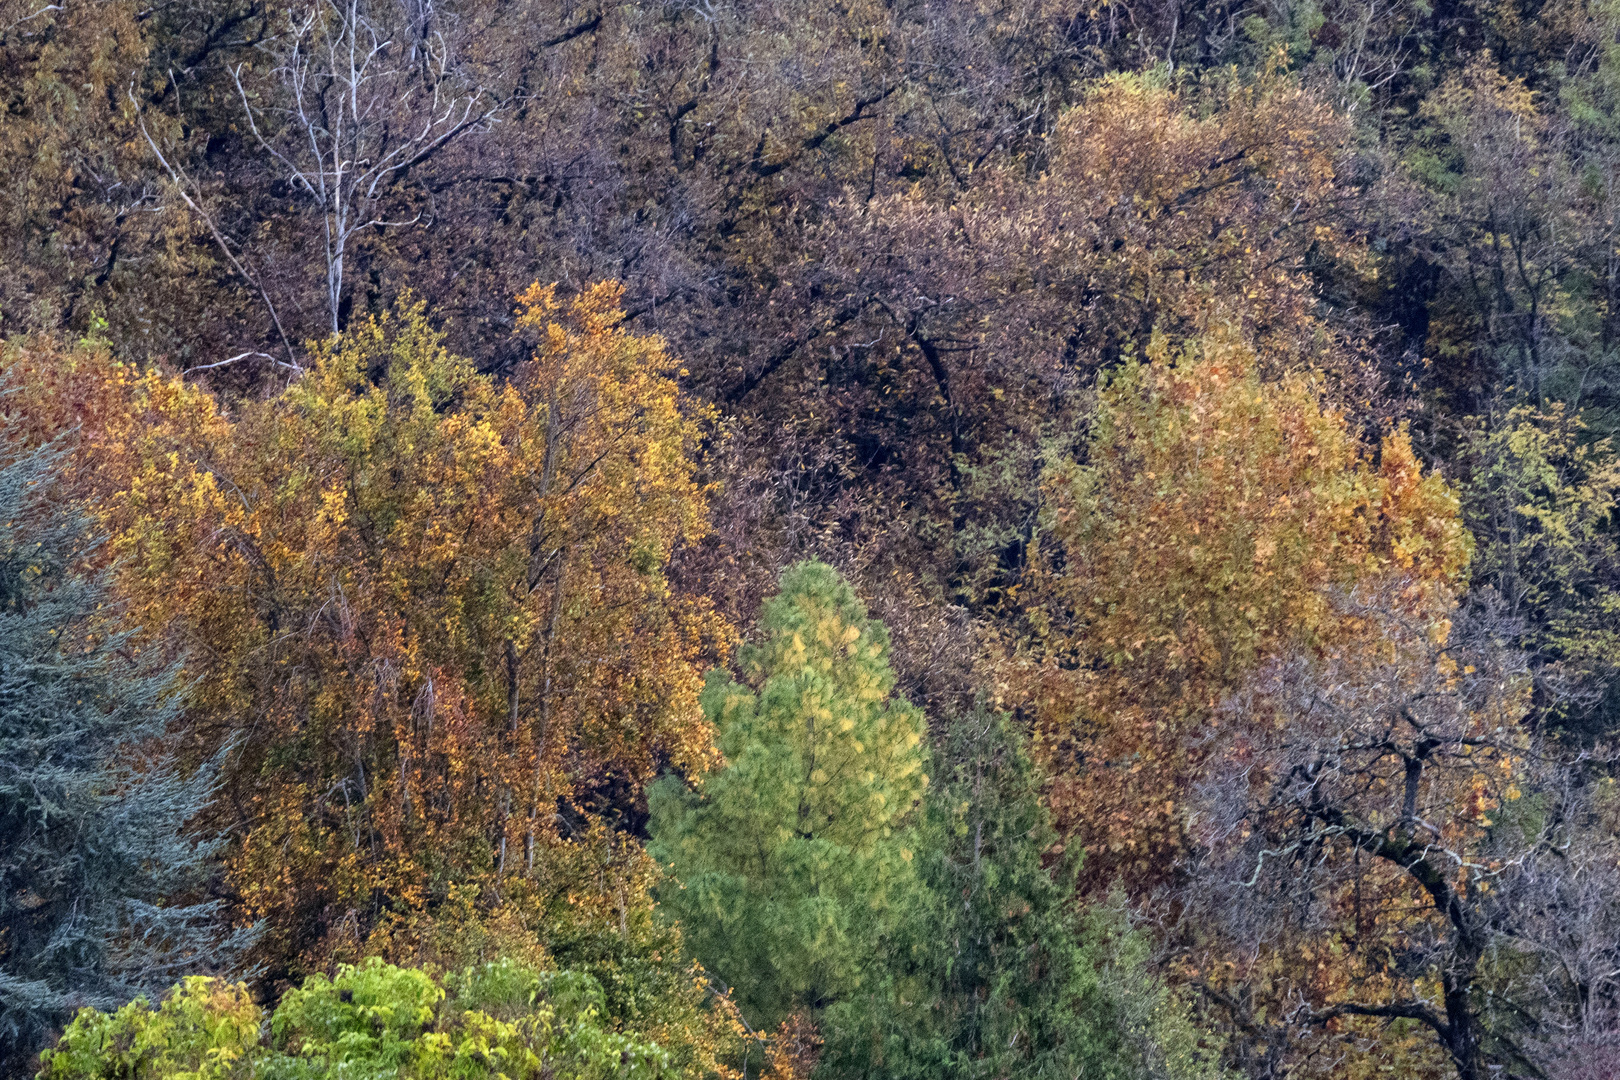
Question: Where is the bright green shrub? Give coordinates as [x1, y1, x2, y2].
[38, 958, 671, 1080]
[38, 978, 260, 1080]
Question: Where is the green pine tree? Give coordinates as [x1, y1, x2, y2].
[0, 437, 253, 1074]
[647, 562, 929, 1032]
[821, 702, 1229, 1080]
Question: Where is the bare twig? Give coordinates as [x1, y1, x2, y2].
[129, 86, 301, 369]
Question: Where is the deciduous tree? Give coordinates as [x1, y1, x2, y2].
[1185, 587, 1620, 1080]
[1460, 402, 1620, 734]
[1015, 324, 1471, 889]
[2, 283, 726, 984]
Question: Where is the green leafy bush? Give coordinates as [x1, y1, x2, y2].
[38, 958, 671, 1080]
[37, 977, 260, 1080]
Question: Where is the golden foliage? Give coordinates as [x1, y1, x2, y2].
[1015, 324, 1471, 888]
[3, 283, 729, 978]
[760, 1013, 822, 1080]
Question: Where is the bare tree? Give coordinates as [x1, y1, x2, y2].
[234, 0, 509, 335]
[1182, 583, 1620, 1080]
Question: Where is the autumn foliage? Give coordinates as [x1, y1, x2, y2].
[1019, 324, 1472, 887]
[3, 283, 726, 979]
[10, 2, 1620, 1075]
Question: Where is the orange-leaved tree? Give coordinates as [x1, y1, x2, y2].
[1012, 323, 1473, 891]
[2, 283, 729, 986]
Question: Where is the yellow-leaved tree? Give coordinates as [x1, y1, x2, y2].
[2, 284, 745, 1072]
[1006, 324, 1486, 1076]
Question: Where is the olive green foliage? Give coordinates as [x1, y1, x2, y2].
[1463, 403, 1620, 733]
[648, 562, 930, 1030]
[40, 958, 671, 1080]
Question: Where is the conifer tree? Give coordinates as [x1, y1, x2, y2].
[0, 437, 250, 1074]
[883, 703, 1125, 1078]
[824, 702, 1225, 1080]
[648, 562, 929, 1031]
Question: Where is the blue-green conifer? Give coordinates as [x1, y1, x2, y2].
[0, 436, 252, 1072]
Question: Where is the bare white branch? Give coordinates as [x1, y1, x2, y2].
[234, 0, 509, 335]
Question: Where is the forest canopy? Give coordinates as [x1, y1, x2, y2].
[4, 0, 1620, 1077]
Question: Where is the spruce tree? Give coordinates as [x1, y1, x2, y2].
[0, 439, 252, 1073]
[648, 562, 929, 1031]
